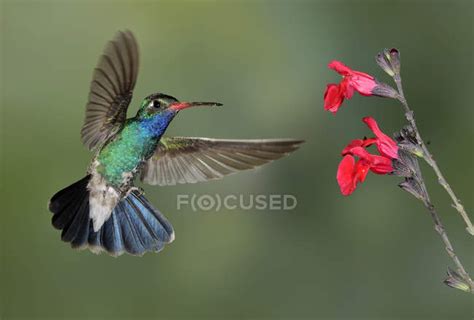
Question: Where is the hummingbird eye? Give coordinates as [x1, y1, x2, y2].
[152, 100, 161, 109]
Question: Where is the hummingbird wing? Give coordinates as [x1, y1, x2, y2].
[140, 137, 304, 186]
[81, 30, 139, 151]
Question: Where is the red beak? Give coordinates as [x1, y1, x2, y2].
[169, 101, 223, 111]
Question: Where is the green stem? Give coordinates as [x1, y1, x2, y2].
[422, 199, 474, 292]
[393, 73, 474, 292]
[394, 75, 474, 236]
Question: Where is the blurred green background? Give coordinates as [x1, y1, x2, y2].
[1, 0, 473, 319]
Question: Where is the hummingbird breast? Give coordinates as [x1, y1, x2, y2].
[86, 119, 161, 231]
[94, 120, 159, 189]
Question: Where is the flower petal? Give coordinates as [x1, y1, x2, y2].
[350, 146, 393, 174]
[342, 138, 377, 156]
[347, 146, 372, 160]
[349, 75, 377, 96]
[362, 117, 399, 159]
[352, 70, 375, 80]
[337, 155, 357, 196]
[355, 159, 371, 183]
[324, 83, 345, 113]
[341, 78, 354, 99]
[369, 154, 394, 174]
[328, 60, 353, 76]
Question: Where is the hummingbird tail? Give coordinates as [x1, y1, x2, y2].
[49, 175, 92, 249]
[48, 176, 175, 257]
[88, 190, 175, 257]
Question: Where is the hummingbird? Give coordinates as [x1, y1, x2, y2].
[49, 31, 304, 257]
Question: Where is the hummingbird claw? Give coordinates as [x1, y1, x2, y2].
[126, 186, 144, 198]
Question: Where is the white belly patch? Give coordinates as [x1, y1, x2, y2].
[87, 162, 121, 232]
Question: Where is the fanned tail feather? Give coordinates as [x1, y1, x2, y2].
[48, 176, 174, 256]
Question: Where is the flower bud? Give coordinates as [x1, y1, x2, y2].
[388, 48, 401, 75]
[393, 137, 428, 202]
[394, 125, 423, 157]
[375, 50, 395, 77]
[375, 48, 401, 77]
[399, 178, 426, 202]
[392, 149, 422, 180]
[444, 267, 472, 293]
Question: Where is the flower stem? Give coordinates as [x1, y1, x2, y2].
[394, 75, 474, 236]
[392, 73, 474, 292]
[422, 198, 474, 292]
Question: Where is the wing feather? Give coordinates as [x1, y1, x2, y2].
[81, 30, 139, 151]
[140, 137, 304, 186]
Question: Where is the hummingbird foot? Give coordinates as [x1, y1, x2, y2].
[126, 186, 144, 198]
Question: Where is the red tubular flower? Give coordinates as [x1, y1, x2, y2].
[337, 147, 393, 196]
[324, 61, 378, 114]
[328, 61, 376, 96]
[336, 117, 398, 196]
[363, 116, 398, 159]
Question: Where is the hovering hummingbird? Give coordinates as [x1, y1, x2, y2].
[49, 31, 303, 257]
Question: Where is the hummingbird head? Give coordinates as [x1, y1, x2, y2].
[136, 93, 222, 119]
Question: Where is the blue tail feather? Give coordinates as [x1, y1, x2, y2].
[49, 176, 175, 256]
[123, 197, 166, 251]
[130, 195, 175, 243]
[87, 224, 103, 251]
[110, 201, 146, 255]
[100, 210, 126, 255]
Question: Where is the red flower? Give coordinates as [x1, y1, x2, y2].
[336, 117, 398, 196]
[362, 116, 399, 159]
[324, 61, 378, 114]
[337, 147, 393, 196]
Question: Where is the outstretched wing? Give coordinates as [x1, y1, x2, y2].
[81, 30, 139, 151]
[140, 137, 304, 186]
